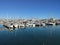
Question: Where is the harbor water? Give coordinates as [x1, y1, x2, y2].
[0, 26, 60, 45]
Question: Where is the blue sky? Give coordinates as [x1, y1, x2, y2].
[0, 0, 60, 19]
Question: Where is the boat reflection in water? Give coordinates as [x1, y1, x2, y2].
[0, 26, 25, 32]
[0, 25, 60, 45]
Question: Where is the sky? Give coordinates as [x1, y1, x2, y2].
[0, 0, 60, 19]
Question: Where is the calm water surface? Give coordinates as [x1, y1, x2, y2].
[0, 26, 60, 45]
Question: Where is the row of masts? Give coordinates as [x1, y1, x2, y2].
[0, 18, 59, 30]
